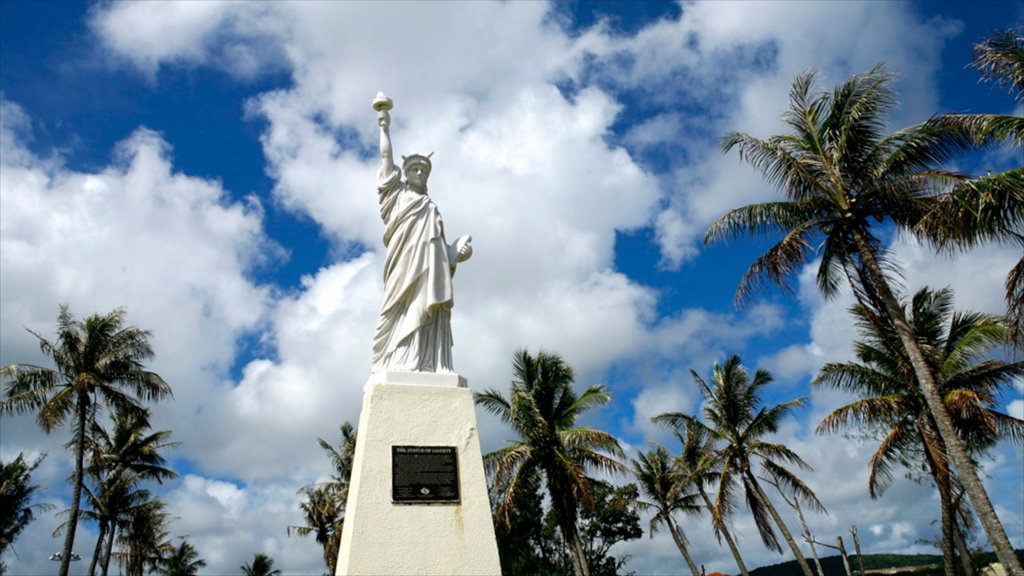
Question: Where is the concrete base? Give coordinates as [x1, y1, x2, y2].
[336, 372, 501, 575]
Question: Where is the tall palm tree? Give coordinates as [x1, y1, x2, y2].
[632, 446, 702, 575]
[672, 419, 750, 576]
[708, 66, 1023, 574]
[0, 306, 171, 576]
[241, 552, 282, 576]
[655, 356, 822, 576]
[85, 407, 177, 576]
[475, 349, 627, 576]
[156, 540, 205, 576]
[816, 287, 1024, 576]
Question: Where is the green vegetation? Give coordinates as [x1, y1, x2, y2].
[476, 349, 628, 576]
[287, 421, 356, 574]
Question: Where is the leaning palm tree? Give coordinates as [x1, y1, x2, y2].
[156, 540, 205, 576]
[632, 446, 702, 575]
[708, 66, 1023, 575]
[672, 419, 750, 576]
[0, 306, 172, 576]
[816, 287, 1024, 576]
[475, 349, 627, 576]
[655, 356, 823, 576]
[86, 407, 177, 576]
[241, 552, 282, 576]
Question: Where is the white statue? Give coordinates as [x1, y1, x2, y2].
[371, 93, 472, 373]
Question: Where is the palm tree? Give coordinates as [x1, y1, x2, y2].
[632, 446, 702, 575]
[287, 421, 356, 575]
[816, 287, 1024, 576]
[916, 28, 1024, 346]
[156, 540, 205, 576]
[708, 66, 1023, 575]
[655, 356, 822, 576]
[85, 407, 177, 576]
[318, 421, 357, 508]
[288, 484, 343, 574]
[241, 553, 281, 576]
[971, 28, 1024, 100]
[672, 419, 750, 576]
[474, 349, 626, 576]
[1, 453, 54, 566]
[115, 495, 175, 576]
[0, 306, 172, 576]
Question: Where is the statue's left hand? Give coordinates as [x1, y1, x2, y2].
[450, 234, 473, 270]
[451, 235, 473, 264]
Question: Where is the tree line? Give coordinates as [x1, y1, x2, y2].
[3, 28, 1022, 576]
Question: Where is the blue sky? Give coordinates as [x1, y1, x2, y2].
[1, 1, 1022, 574]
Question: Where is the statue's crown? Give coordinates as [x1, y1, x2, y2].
[402, 152, 433, 174]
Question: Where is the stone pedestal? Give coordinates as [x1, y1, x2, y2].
[335, 371, 502, 575]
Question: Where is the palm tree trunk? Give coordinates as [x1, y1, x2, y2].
[850, 230, 1023, 576]
[938, 482, 957, 576]
[87, 518, 107, 573]
[61, 399, 88, 576]
[565, 523, 590, 576]
[699, 486, 750, 576]
[746, 472, 814, 576]
[89, 520, 107, 576]
[952, 516, 976, 576]
[666, 516, 701, 576]
[102, 516, 117, 576]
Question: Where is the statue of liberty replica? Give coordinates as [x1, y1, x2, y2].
[371, 92, 472, 374]
[334, 93, 500, 576]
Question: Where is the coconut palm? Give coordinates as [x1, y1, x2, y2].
[916, 28, 1024, 346]
[971, 28, 1024, 100]
[708, 66, 1022, 574]
[816, 287, 1024, 576]
[241, 553, 281, 576]
[632, 446, 702, 575]
[0, 306, 172, 576]
[1, 453, 54, 568]
[672, 419, 750, 576]
[655, 356, 822, 576]
[318, 421, 357, 506]
[115, 495, 175, 576]
[85, 407, 177, 576]
[156, 540, 205, 576]
[287, 421, 356, 575]
[475, 349, 626, 576]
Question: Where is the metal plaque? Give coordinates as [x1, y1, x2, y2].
[392, 445, 460, 504]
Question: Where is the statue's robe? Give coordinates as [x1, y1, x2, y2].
[372, 166, 455, 372]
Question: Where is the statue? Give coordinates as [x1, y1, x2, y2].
[371, 93, 472, 373]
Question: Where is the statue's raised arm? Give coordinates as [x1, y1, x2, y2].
[369, 92, 472, 375]
[373, 92, 395, 178]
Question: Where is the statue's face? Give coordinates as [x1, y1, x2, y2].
[407, 164, 429, 190]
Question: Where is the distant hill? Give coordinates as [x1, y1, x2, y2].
[746, 550, 1024, 576]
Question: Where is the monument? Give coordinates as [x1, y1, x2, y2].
[334, 93, 501, 575]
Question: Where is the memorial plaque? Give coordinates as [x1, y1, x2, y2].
[392, 446, 460, 503]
